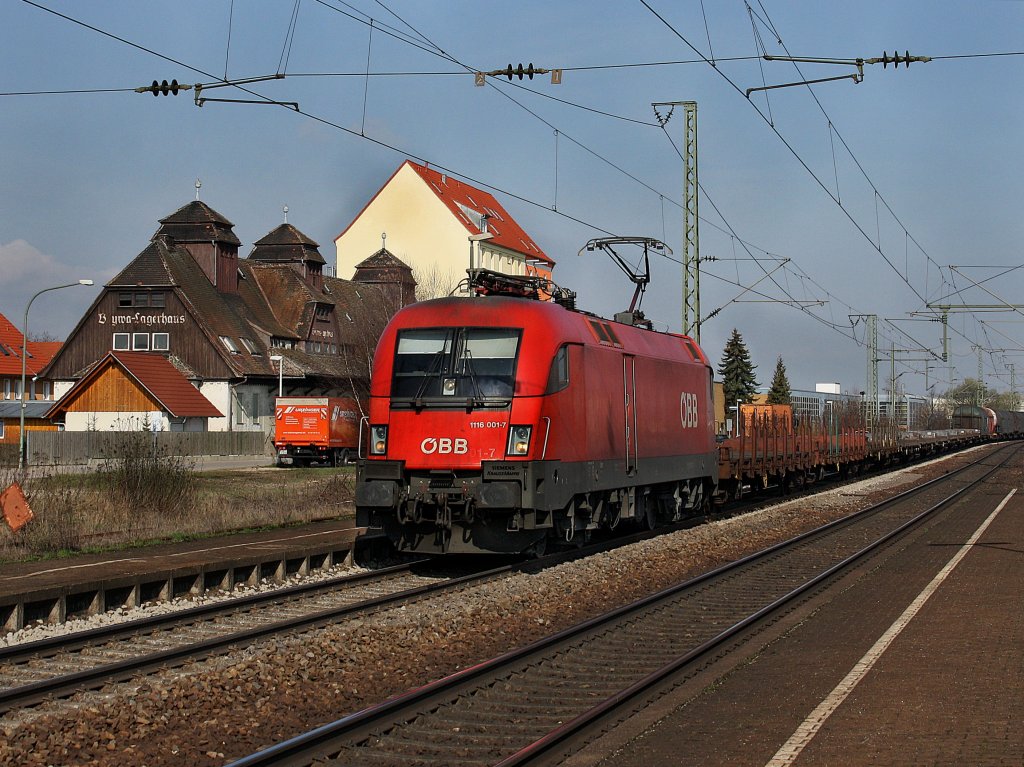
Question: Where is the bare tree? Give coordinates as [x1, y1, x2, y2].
[28, 330, 61, 342]
[339, 282, 405, 419]
[412, 263, 460, 300]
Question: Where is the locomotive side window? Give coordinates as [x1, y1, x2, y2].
[546, 344, 571, 393]
[392, 327, 520, 403]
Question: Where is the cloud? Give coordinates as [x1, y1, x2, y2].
[0, 240, 101, 339]
[0, 239, 62, 283]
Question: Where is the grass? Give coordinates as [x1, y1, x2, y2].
[0, 455, 355, 563]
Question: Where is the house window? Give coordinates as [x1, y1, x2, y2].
[132, 333, 150, 351]
[3, 380, 9, 400]
[113, 333, 130, 351]
[0, 421, 4, 439]
[153, 333, 170, 351]
[42, 381, 51, 400]
[251, 392, 261, 425]
[119, 291, 166, 308]
[314, 305, 332, 321]
[220, 336, 239, 354]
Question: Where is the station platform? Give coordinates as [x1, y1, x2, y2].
[0, 518, 368, 634]
[575, 462, 1024, 766]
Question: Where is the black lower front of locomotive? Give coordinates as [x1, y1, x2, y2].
[356, 454, 717, 555]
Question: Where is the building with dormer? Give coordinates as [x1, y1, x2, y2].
[334, 160, 554, 297]
[43, 200, 412, 432]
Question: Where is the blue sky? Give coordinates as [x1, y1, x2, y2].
[2, 0, 1023, 399]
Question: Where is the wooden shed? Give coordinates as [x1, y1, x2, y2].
[46, 351, 221, 432]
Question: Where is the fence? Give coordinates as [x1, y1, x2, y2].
[22, 430, 274, 466]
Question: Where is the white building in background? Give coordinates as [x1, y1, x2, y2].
[334, 160, 555, 295]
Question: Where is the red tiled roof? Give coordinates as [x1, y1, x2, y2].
[336, 160, 554, 267]
[406, 161, 553, 266]
[0, 312, 60, 377]
[48, 352, 221, 418]
[112, 352, 222, 417]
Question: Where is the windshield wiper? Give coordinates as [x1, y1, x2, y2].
[413, 349, 447, 408]
[462, 349, 484, 410]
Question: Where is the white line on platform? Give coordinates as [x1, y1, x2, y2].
[765, 487, 1017, 767]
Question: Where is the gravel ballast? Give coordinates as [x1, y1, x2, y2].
[0, 448, 990, 766]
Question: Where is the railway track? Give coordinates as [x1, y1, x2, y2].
[0, 519, 684, 717]
[0, 561, 470, 715]
[224, 442, 1020, 767]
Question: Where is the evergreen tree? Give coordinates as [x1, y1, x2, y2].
[766, 356, 792, 404]
[717, 328, 758, 406]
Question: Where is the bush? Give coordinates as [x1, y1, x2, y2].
[95, 433, 197, 518]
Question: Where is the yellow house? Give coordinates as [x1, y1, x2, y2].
[335, 160, 554, 297]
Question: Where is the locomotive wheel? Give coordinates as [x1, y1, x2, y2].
[526, 535, 548, 559]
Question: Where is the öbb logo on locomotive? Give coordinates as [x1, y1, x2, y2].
[420, 437, 470, 455]
[680, 391, 700, 429]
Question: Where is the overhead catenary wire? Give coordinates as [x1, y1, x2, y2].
[639, 0, 991, 364]
[14, 0, 912, 359]
[15, 0, 1012, 386]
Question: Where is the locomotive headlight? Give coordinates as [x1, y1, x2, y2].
[507, 425, 532, 456]
[370, 425, 388, 455]
[442, 377, 456, 396]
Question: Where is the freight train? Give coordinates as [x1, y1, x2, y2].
[950, 404, 1024, 437]
[356, 264, 1020, 556]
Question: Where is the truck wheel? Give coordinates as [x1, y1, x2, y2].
[337, 449, 350, 467]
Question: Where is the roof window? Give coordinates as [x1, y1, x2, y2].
[240, 337, 261, 355]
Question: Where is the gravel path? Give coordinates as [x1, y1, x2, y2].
[0, 448, 988, 767]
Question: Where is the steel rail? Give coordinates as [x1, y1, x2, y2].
[0, 562, 491, 714]
[496, 443, 1020, 766]
[0, 518, 678, 714]
[223, 443, 1018, 767]
[0, 560, 417, 664]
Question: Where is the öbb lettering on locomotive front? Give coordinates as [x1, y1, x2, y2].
[420, 437, 469, 455]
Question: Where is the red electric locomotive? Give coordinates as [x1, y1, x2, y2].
[356, 244, 717, 555]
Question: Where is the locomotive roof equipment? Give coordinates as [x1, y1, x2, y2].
[578, 236, 671, 328]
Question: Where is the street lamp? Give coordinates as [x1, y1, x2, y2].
[728, 403, 740, 438]
[19, 279, 94, 474]
[269, 355, 283, 398]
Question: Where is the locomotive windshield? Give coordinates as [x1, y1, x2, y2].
[392, 327, 521, 405]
